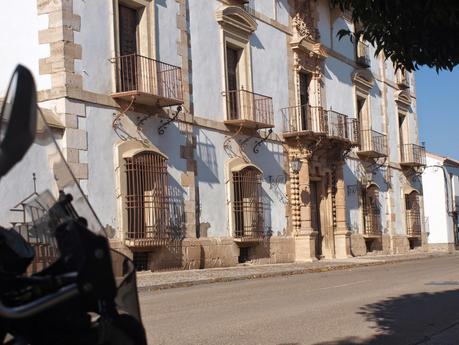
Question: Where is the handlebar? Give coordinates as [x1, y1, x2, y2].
[0, 283, 79, 319]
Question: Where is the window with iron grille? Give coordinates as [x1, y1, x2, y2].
[232, 167, 264, 239]
[362, 185, 381, 236]
[125, 151, 170, 242]
[405, 192, 421, 237]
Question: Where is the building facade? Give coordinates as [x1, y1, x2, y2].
[422, 153, 459, 252]
[0, 0, 427, 271]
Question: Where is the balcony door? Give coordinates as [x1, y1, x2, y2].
[398, 114, 406, 160]
[310, 180, 322, 257]
[118, 4, 138, 92]
[226, 46, 242, 120]
[299, 73, 310, 130]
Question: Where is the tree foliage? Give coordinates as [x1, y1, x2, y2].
[330, 0, 459, 71]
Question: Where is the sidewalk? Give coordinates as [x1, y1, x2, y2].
[136, 252, 456, 292]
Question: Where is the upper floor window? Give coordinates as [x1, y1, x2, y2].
[111, 0, 183, 107]
[217, 5, 273, 129]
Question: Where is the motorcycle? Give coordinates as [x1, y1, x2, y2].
[0, 65, 147, 345]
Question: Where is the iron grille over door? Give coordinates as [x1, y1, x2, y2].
[232, 167, 264, 239]
[125, 152, 169, 242]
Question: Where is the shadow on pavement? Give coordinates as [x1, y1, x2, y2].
[313, 287, 459, 345]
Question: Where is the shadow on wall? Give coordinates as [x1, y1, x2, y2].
[148, 177, 187, 272]
[251, 33, 265, 50]
[313, 288, 459, 345]
[195, 129, 220, 184]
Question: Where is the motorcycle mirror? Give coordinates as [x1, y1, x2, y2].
[0, 65, 37, 177]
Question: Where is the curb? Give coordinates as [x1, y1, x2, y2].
[138, 254, 445, 292]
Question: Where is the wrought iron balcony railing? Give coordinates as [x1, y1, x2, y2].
[281, 105, 359, 145]
[111, 53, 183, 107]
[326, 110, 360, 145]
[406, 210, 422, 237]
[224, 89, 274, 129]
[400, 143, 426, 167]
[281, 105, 326, 134]
[356, 40, 370, 67]
[358, 129, 388, 158]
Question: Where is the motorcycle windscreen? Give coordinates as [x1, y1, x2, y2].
[0, 105, 104, 273]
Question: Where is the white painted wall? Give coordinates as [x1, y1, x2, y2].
[73, 0, 113, 94]
[251, 20, 289, 128]
[0, 2, 50, 94]
[422, 155, 452, 244]
[189, 0, 222, 121]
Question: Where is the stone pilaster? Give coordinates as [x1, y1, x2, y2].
[294, 157, 317, 261]
[176, 0, 198, 238]
[334, 161, 351, 258]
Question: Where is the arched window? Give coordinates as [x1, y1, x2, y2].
[124, 150, 169, 242]
[405, 191, 421, 237]
[232, 166, 263, 239]
[362, 184, 381, 236]
[226, 157, 264, 240]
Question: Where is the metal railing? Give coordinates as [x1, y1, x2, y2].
[125, 152, 184, 246]
[326, 110, 360, 144]
[112, 53, 183, 102]
[364, 213, 381, 236]
[232, 167, 265, 240]
[356, 40, 370, 67]
[406, 210, 422, 237]
[224, 89, 274, 127]
[400, 143, 426, 166]
[281, 106, 359, 144]
[281, 105, 326, 133]
[359, 129, 388, 156]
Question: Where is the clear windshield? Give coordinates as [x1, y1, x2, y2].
[0, 106, 105, 272]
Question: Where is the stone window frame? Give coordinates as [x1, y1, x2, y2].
[352, 69, 374, 131]
[111, 0, 155, 91]
[395, 90, 413, 161]
[114, 140, 167, 243]
[361, 182, 382, 235]
[224, 157, 264, 238]
[216, 5, 257, 121]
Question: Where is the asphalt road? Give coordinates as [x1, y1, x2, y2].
[140, 255, 459, 345]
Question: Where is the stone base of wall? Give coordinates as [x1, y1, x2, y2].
[391, 235, 410, 254]
[350, 234, 391, 256]
[247, 236, 295, 265]
[129, 236, 295, 271]
[428, 243, 458, 253]
[350, 234, 366, 256]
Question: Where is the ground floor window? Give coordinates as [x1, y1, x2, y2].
[232, 166, 264, 239]
[125, 151, 169, 241]
[405, 191, 421, 237]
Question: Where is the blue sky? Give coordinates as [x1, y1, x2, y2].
[415, 67, 459, 160]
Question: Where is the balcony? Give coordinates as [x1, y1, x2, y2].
[281, 105, 359, 145]
[325, 110, 360, 145]
[224, 89, 274, 129]
[406, 210, 422, 237]
[282, 104, 326, 135]
[400, 144, 426, 167]
[358, 129, 388, 158]
[356, 40, 370, 68]
[396, 70, 410, 89]
[111, 53, 183, 108]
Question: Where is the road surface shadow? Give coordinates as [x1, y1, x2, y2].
[313, 288, 459, 345]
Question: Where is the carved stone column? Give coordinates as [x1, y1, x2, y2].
[334, 160, 351, 258]
[294, 157, 317, 261]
